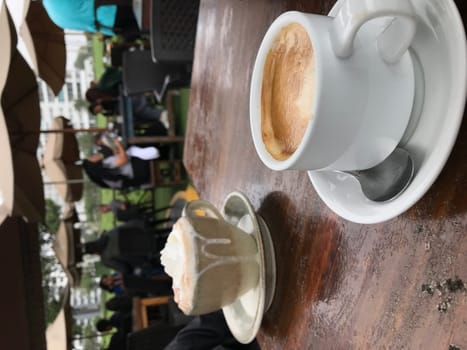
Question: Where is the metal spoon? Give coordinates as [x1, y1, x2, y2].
[345, 147, 415, 202]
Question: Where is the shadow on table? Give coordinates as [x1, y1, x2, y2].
[257, 191, 345, 341]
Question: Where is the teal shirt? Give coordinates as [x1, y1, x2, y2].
[43, 0, 118, 35]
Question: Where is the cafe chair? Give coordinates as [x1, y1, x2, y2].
[136, 90, 187, 189]
[150, 0, 200, 65]
[122, 48, 190, 103]
[110, 41, 148, 67]
[118, 87, 187, 191]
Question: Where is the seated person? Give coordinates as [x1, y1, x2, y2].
[99, 273, 125, 296]
[96, 311, 132, 350]
[43, 0, 140, 41]
[86, 84, 117, 102]
[85, 86, 119, 116]
[82, 137, 159, 189]
[165, 310, 260, 350]
[105, 294, 133, 314]
[100, 328, 126, 350]
[99, 199, 144, 222]
[88, 92, 169, 133]
[96, 312, 132, 336]
[83, 220, 166, 275]
[121, 273, 172, 297]
[100, 269, 173, 298]
[99, 199, 173, 228]
[86, 75, 168, 123]
[93, 66, 122, 97]
[88, 99, 119, 117]
[83, 220, 167, 278]
[83, 155, 149, 189]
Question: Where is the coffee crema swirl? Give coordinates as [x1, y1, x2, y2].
[261, 23, 315, 160]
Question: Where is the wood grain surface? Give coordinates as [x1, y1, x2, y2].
[184, 1, 467, 349]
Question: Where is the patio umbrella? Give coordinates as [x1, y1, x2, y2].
[46, 284, 73, 350]
[43, 116, 84, 203]
[0, 0, 13, 224]
[26, 1, 66, 95]
[11, 151, 45, 222]
[0, 216, 47, 349]
[52, 207, 83, 287]
[5, 0, 39, 73]
[1, 9, 45, 223]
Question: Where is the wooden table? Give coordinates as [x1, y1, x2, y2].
[183, 1, 467, 349]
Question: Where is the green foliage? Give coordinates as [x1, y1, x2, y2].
[44, 199, 61, 235]
[74, 43, 93, 70]
[77, 132, 95, 158]
[79, 273, 92, 290]
[83, 180, 101, 224]
[44, 298, 63, 326]
[74, 98, 89, 111]
[95, 260, 112, 277]
[92, 35, 105, 79]
[40, 199, 65, 325]
[81, 322, 102, 350]
[72, 317, 82, 337]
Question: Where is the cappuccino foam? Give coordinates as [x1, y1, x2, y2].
[261, 23, 315, 160]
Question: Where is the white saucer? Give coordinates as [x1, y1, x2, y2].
[221, 191, 276, 344]
[309, 0, 467, 224]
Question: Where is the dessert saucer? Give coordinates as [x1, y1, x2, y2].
[221, 191, 276, 344]
[309, 0, 467, 224]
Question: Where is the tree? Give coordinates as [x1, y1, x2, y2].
[74, 43, 93, 70]
[77, 132, 95, 157]
[44, 199, 61, 236]
[74, 98, 89, 111]
[40, 199, 66, 325]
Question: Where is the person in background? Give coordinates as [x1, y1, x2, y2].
[87, 91, 169, 130]
[99, 328, 126, 350]
[99, 271, 173, 298]
[82, 220, 160, 274]
[99, 273, 125, 296]
[99, 199, 143, 221]
[165, 310, 261, 350]
[82, 136, 159, 189]
[42, 0, 140, 41]
[96, 312, 132, 336]
[92, 66, 122, 97]
[99, 198, 170, 221]
[95, 311, 132, 350]
[88, 98, 119, 117]
[85, 69, 170, 133]
[105, 294, 133, 314]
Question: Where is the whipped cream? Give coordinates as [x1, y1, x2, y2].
[161, 226, 184, 287]
[160, 217, 198, 313]
[160, 223, 184, 289]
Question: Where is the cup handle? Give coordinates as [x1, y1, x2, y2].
[183, 200, 223, 219]
[330, 0, 417, 64]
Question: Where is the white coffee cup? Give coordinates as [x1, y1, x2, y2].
[250, 0, 416, 171]
[161, 200, 259, 315]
